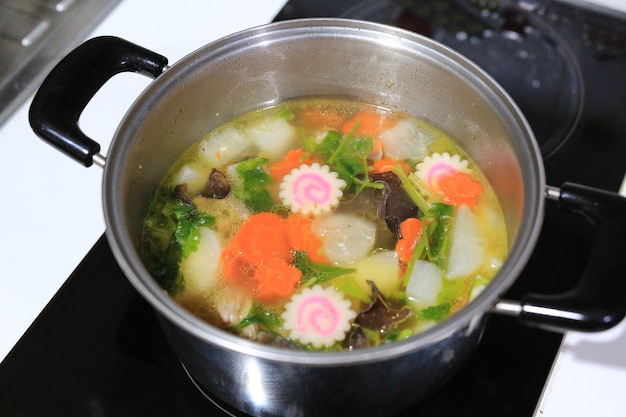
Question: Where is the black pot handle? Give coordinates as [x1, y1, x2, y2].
[494, 182, 626, 332]
[29, 36, 168, 167]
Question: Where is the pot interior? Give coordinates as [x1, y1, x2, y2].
[103, 18, 544, 358]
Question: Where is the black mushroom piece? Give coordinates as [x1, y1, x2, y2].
[173, 183, 193, 205]
[201, 168, 231, 199]
[345, 281, 413, 350]
[370, 171, 420, 237]
[356, 281, 413, 331]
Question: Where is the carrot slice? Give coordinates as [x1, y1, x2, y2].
[371, 158, 411, 175]
[221, 212, 313, 303]
[220, 211, 333, 303]
[229, 212, 292, 264]
[268, 149, 317, 182]
[341, 111, 395, 137]
[221, 248, 253, 286]
[254, 258, 302, 303]
[439, 172, 483, 207]
[396, 217, 422, 265]
[298, 108, 344, 129]
[285, 214, 328, 263]
[368, 138, 384, 160]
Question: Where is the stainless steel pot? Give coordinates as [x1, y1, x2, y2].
[29, 19, 626, 417]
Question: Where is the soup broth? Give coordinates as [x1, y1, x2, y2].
[142, 98, 507, 351]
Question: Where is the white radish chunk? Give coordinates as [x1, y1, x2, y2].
[214, 289, 256, 339]
[180, 227, 221, 292]
[215, 290, 252, 325]
[406, 260, 442, 306]
[172, 163, 212, 194]
[245, 117, 297, 162]
[352, 250, 400, 296]
[199, 125, 256, 167]
[379, 119, 433, 160]
[312, 213, 377, 265]
[447, 205, 485, 279]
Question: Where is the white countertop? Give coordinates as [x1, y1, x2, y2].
[1, 0, 625, 416]
[0, 0, 288, 362]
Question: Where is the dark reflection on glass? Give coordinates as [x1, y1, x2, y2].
[341, 0, 584, 158]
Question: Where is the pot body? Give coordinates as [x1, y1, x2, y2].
[102, 19, 544, 416]
[159, 312, 486, 417]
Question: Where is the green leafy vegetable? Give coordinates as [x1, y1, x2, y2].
[437, 276, 467, 304]
[234, 303, 282, 331]
[172, 206, 215, 259]
[402, 202, 455, 287]
[142, 184, 215, 293]
[292, 250, 356, 287]
[315, 130, 343, 160]
[232, 157, 275, 212]
[425, 202, 455, 268]
[332, 275, 371, 303]
[276, 108, 295, 121]
[384, 328, 414, 343]
[327, 133, 372, 191]
[417, 303, 451, 321]
[314, 130, 381, 192]
[392, 165, 431, 213]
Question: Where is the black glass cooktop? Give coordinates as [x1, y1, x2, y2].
[2, 1, 626, 416]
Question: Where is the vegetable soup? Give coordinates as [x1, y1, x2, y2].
[141, 98, 507, 351]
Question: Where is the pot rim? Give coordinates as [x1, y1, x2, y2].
[103, 18, 545, 365]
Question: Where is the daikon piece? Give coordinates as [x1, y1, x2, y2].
[312, 213, 377, 265]
[406, 260, 443, 306]
[447, 204, 485, 279]
[379, 119, 433, 161]
[199, 125, 256, 167]
[180, 227, 221, 291]
[172, 162, 212, 194]
[245, 117, 297, 162]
